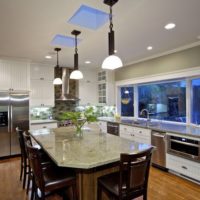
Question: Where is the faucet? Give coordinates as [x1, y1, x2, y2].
[140, 109, 150, 125]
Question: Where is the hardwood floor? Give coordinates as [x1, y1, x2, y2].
[0, 157, 199, 200]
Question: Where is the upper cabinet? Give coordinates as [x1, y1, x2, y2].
[0, 60, 30, 91]
[30, 64, 55, 107]
[78, 69, 98, 105]
[98, 70, 115, 106]
[30, 63, 54, 80]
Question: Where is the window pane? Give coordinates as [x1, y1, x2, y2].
[121, 87, 134, 116]
[138, 80, 186, 122]
[192, 78, 200, 124]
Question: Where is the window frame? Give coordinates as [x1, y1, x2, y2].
[115, 66, 200, 125]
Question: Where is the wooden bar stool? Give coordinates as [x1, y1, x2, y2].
[97, 147, 153, 200]
[26, 142, 77, 200]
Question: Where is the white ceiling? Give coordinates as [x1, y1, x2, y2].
[0, 0, 200, 69]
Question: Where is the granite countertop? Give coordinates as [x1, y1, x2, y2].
[30, 119, 58, 124]
[99, 117, 200, 139]
[30, 127, 152, 169]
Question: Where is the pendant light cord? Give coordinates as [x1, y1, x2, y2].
[109, 5, 113, 31]
[75, 35, 78, 54]
[56, 50, 59, 67]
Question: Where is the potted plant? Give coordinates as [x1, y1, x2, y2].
[59, 107, 97, 137]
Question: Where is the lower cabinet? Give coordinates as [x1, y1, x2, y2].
[30, 122, 58, 130]
[166, 153, 200, 181]
[97, 121, 107, 133]
[120, 125, 151, 144]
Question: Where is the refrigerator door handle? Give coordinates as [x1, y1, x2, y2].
[8, 105, 10, 133]
[10, 105, 13, 133]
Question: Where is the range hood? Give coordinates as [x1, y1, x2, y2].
[56, 67, 80, 101]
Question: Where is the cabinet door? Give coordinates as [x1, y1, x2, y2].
[30, 123, 57, 130]
[0, 61, 11, 90]
[42, 80, 54, 107]
[30, 64, 54, 80]
[30, 80, 44, 106]
[30, 80, 55, 107]
[79, 80, 98, 105]
[10, 62, 29, 90]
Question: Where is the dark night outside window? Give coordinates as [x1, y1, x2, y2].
[192, 78, 200, 124]
[138, 80, 186, 122]
[121, 87, 134, 116]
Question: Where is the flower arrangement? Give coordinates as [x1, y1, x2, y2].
[59, 107, 97, 136]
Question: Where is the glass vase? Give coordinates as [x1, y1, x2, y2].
[75, 126, 83, 138]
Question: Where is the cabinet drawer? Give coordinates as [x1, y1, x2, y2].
[166, 154, 200, 181]
[133, 127, 151, 137]
[30, 123, 57, 130]
[120, 125, 133, 133]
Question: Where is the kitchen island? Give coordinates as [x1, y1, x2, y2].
[30, 126, 152, 200]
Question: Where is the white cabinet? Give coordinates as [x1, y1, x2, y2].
[79, 69, 98, 105]
[98, 70, 115, 106]
[30, 80, 54, 107]
[97, 121, 107, 133]
[166, 154, 200, 181]
[30, 63, 54, 80]
[120, 124, 151, 144]
[0, 60, 30, 90]
[30, 122, 57, 130]
[30, 63, 55, 107]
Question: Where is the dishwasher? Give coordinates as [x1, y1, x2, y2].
[151, 130, 167, 169]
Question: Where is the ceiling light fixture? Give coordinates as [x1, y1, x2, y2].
[45, 55, 52, 59]
[147, 46, 153, 50]
[102, 0, 123, 70]
[165, 23, 176, 30]
[85, 61, 91, 64]
[70, 30, 83, 80]
[53, 48, 62, 85]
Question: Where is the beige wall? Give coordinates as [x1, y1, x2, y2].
[115, 45, 200, 81]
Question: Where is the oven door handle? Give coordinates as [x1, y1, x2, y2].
[170, 139, 199, 148]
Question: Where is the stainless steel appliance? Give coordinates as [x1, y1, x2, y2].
[151, 131, 167, 168]
[107, 122, 119, 136]
[167, 135, 200, 162]
[0, 92, 29, 157]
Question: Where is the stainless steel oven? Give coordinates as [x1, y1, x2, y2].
[167, 135, 200, 162]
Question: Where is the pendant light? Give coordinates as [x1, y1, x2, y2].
[53, 48, 62, 85]
[102, 0, 123, 70]
[70, 30, 83, 80]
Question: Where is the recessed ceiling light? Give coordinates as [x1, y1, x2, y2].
[165, 23, 176, 30]
[114, 49, 117, 53]
[45, 55, 52, 59]
[147, 46, 153, 50]
[85, 61, 91, 64]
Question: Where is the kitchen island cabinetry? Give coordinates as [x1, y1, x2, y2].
[0, 59, 30, 90]
[30, 127, 152, 200]
[120, 124, 151, 144]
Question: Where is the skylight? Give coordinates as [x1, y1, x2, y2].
[68, 5, 109, 30]
[51, 34, 81, 47]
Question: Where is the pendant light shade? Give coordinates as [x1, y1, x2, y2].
[102, 0, 123, 70]
[53, 48, 62, 85]
[102, 55, 122, 70]
[70, 30, 83, 80]
[70, 70, 83, 79]
[53, 78, 62, 85]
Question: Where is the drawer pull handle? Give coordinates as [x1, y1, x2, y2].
[43, 126, 47, 128]
[182, 166, 188, 170]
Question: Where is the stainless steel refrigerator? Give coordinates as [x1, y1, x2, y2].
[0, 92, 29, 157]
